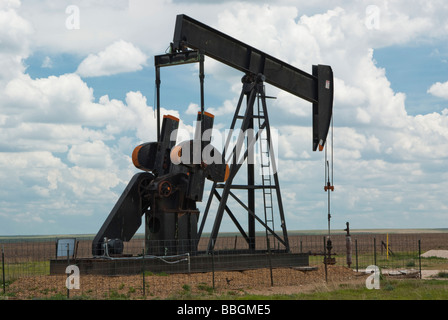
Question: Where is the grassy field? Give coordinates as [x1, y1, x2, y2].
[211, 279, 448, 300]
[1, 229, 447, 300]
[1, 228, 447, 239]
[2, 276, 447, 300]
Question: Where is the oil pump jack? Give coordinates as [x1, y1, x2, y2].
[92, 14, 333, 257]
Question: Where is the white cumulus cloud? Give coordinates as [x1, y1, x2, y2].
[428, 81, 448, 99]
[2, 0, 448, 235]
[76, 40, 148, 77]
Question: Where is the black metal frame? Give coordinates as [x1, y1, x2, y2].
[92, 14, 334, 258]
[171, 14, 333, 152]
[155, 50, 206, 141]
[152, 15, 334, 254]
[155, 51, 290, 253]
[198, 74, 290, 253]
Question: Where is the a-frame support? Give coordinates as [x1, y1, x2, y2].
[198, 73, 290, 253]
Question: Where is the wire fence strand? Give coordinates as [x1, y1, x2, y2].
[1, 232, 447, 299]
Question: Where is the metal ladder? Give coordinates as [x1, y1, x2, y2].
[256, 91, 275, 246]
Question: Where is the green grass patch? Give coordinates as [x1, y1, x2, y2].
[435, 271, 448, 278]
[171, 279, 448, 300]
[281, 279, 448, 300]
[308, 251, 448, 271]
[0, 260, 50, 279]
[143, 271, 170, 277]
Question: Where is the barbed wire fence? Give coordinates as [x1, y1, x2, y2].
[1, 232, 447, 299]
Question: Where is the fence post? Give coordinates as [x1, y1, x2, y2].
[345, 223, 352, 268]
[211, 239, 215, 290]
[373, 237, 377, 267]
[142, 249, 146, 297]
[187, 253, 191, 274]
[355, 239, 358, 272]
[418, 240, 422, 279]
[2, 245, 5, 294]
[267, 238, 273, 286]
[323, 237, 328, 282]
[66, 243, 70, 299]
[386, 233, 389, 261]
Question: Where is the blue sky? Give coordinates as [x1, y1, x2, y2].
[374, 44, 448, 115]
[1, 0, 448, 236]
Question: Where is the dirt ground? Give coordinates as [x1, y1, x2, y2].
[6, 265, 370, 300]
[3, 232, 447, 299]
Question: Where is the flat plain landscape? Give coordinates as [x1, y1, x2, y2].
[1, 228, 447, 299]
